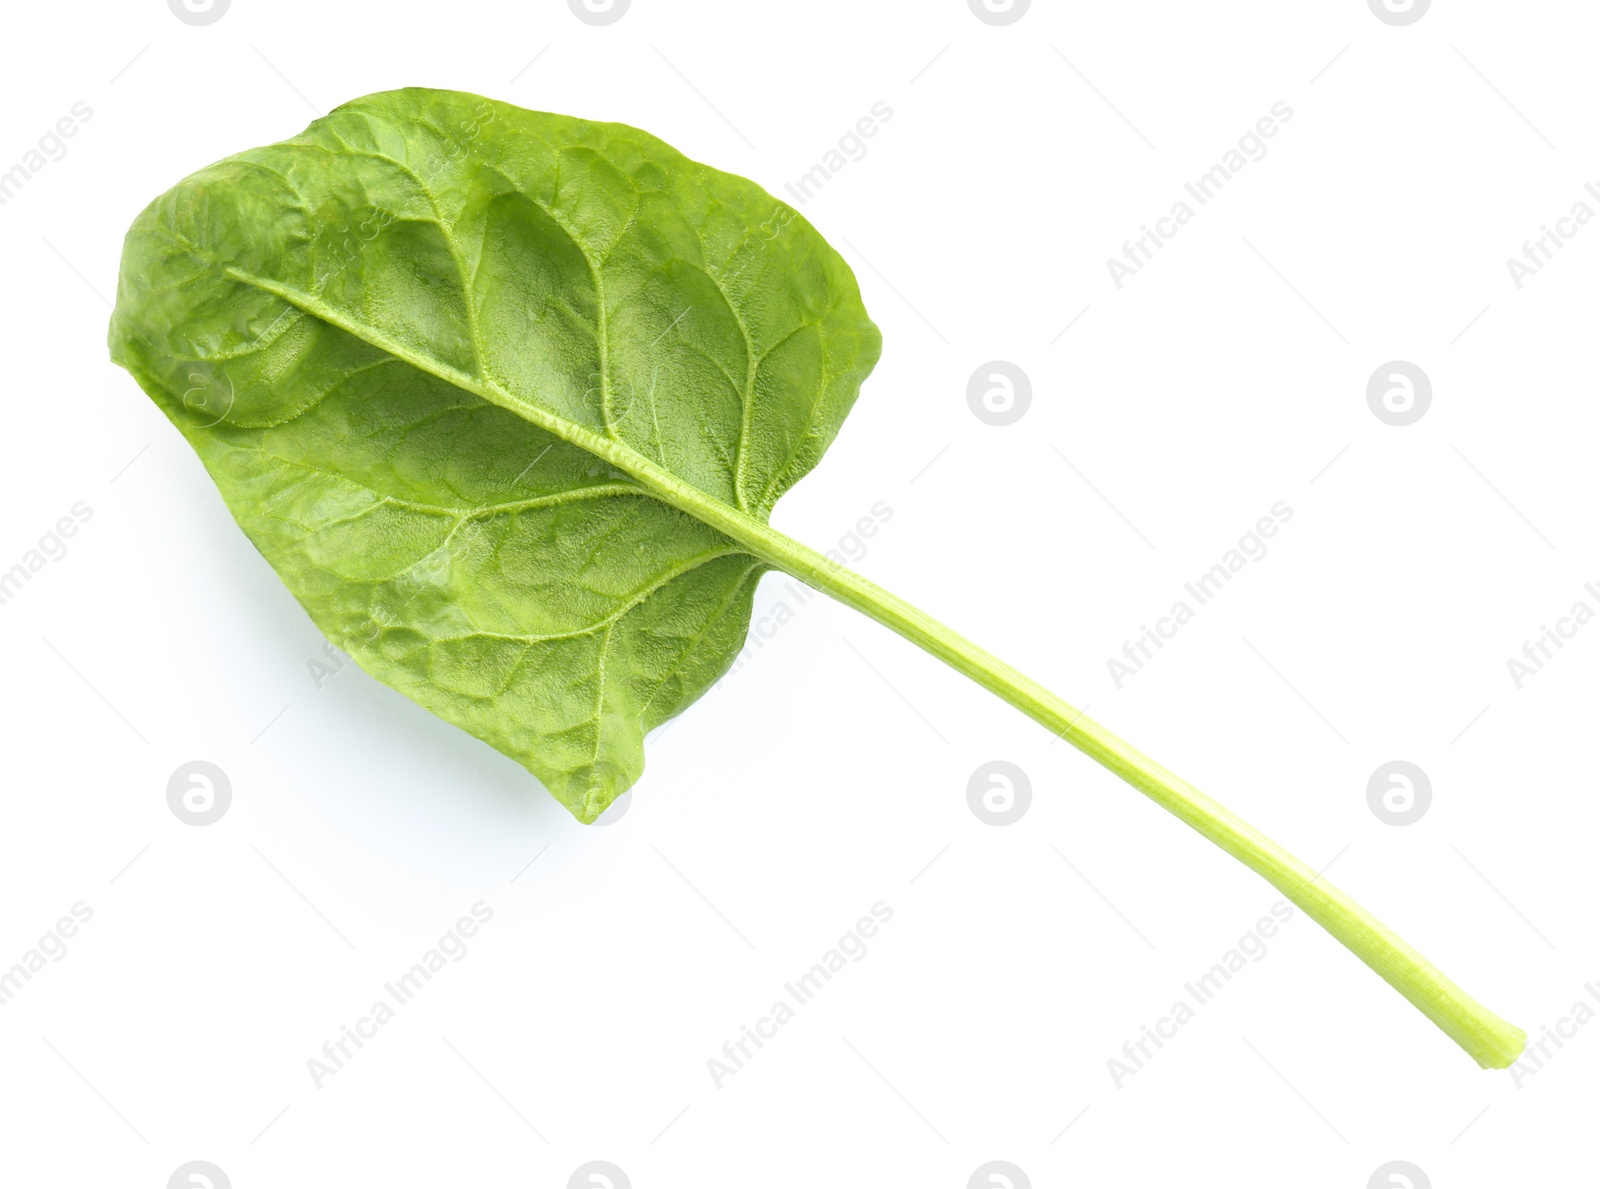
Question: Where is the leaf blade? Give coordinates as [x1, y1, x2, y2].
[110, 88, 879, 820]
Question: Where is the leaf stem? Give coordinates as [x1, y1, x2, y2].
[685, 495, 1525, 1069]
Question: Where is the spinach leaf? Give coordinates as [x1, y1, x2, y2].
[110, 89, 1525, 1070]
[110, 89, 878, 822]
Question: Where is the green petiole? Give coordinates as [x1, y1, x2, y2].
[630, 447, 1528, 1071]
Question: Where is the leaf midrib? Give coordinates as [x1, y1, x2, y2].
[227, 268, 697, 495]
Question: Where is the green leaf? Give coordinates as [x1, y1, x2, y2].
[110, 89, 880, 823]
[113, 88, 1527, 1070]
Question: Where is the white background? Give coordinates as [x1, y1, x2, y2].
[1, 1, 1595, 1186]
